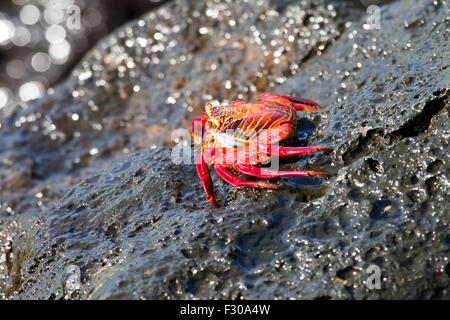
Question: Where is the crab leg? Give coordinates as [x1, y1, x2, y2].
[284, 95, 322, 112]
[196, 153, 219, 208]
[191, 116, 205, 133]
[258, 144, 332, 157]
[192, 116, 206, 138]
[234, 163, 329, 178]
[202, 146, 259, 166]
[258, 92, 321, 112]
[214, 165, 279, 189]
[192, 116, 208, 145]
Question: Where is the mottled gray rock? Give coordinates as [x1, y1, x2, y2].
[0, 0, 449, 299]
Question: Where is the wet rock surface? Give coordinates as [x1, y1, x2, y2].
[0, 0, 449, 299]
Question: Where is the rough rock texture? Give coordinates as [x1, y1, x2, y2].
[0, 0, 449, 299]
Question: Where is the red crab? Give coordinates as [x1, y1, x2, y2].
[192, 92, 332, 207]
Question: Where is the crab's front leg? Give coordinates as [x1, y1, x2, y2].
[193, 118, 219, 207]
[192, 116, 207, 145]
[196, 152, 219, 208]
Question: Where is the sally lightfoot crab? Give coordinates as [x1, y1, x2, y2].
[192, 92, 332, 207]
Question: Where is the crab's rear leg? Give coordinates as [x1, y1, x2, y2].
[258, 92, 321, 112]
[214, 165, 279, 189]
[196, 153, 219, 208]
[234, 164, 330, 178]
[284, 95, 322, 112]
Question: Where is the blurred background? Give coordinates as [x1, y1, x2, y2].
[0, 0, 168, 118]
[0, 0, 395, 119]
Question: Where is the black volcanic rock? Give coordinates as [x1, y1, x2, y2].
[0, 0, 448, 299]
